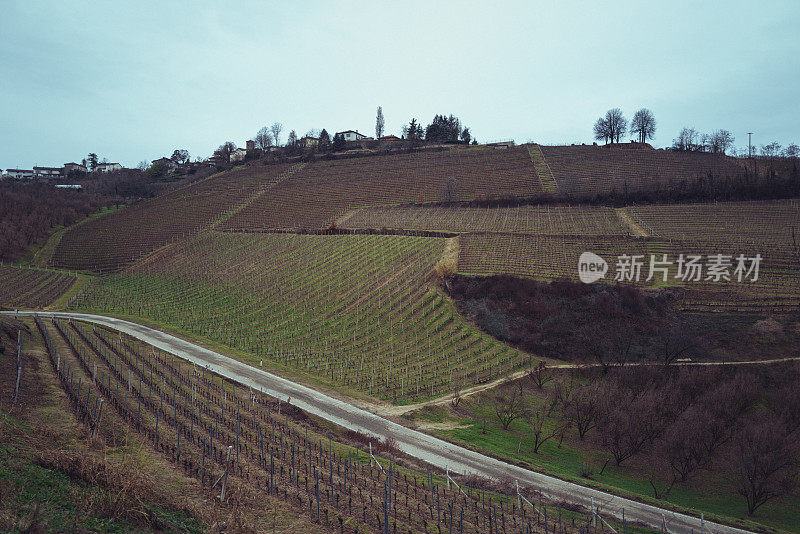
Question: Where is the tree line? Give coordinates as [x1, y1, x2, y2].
[0, 182, 108, 262]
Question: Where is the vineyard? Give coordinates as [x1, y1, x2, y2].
[28, 315, 624, 534]
[340, 205, 628, 236]
[0, 264, 76, 309]
[628, 199, 800, 251]
[50, 163, 297, 273]
[221, 147, 541, 231]
[539, 144, 743, 197]
[457, 233, 799, 311]
[69, 232, 531, 402]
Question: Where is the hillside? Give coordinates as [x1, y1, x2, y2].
[540, 144, 744, 197]
[69, 232, 529, 402]
[49, 164, 296, 272]
[221, 146, 541, 231]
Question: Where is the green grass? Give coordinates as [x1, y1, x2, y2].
[411, 390, 800, 534]
[0, 414, 202, 534]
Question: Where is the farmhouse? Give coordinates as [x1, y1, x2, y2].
[230, 147, 247, 162]
[6, 168, 34, 179]
[95, 162, 122, 173]
[63, 162, 87, 173]
[33, 166, 62, 179]
[299, 136, 319, 149]
[151, 157, 178, 172]
[336, 130, 369, 142]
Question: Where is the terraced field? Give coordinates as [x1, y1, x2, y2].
[540, 144, 743, 196]
[222, 147, 541, 231]
[340, 204, 628, 235]
[50, 163, 297, 273]
[0, 264, 76, 308]
[69, 232, 530, 402]
[628, 199, 800, 250]
[457, 233, 799, 311]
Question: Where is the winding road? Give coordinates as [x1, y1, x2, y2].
[3, 310, 754, 534]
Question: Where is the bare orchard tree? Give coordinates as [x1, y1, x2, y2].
[493, 383, 525, 430]
[525, 396, 561, 453]
[375, 106, 385, 139]
[630, 108, 656, 144]
[270, 122, 283, 147]
[593, 108, 627, 144]
[656, 319, 698, 366]
[563, 382, 604, 440]
[255, 126, 273, 150]
[732, 413, 797, 515]
[528, 361, 553, 389]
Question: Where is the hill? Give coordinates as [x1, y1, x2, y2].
[540, 144, 744, 197]
[69, 232, 529, 402]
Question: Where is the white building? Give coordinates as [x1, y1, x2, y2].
[95, 162, 122, 173]
[33, 166, 62, 179]
[336, 130, 369, 142]
[230, 148, 247, 162]
[6, 169, 34, 179]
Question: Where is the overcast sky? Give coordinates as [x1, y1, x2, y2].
[1, 1, 798, 169]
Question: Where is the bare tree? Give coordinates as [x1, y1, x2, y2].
[732, 413, 797, 515]
[270, 122, 283, 147]
[656, 405, 715, 494]
[525, 398, 560, 453]
[564, 382, 603, 440]
[761, 141, 782, 158]
[656, 320, 697, 366]
[710, 130, 735, 154]
[672, 127, 698, 151]
[136, 160, 149, 171]
[255, 126, 273, 150]
[593, 108, 627, 144]
[375, 106, 385, 139]
[451, 385, 461, 408]
[528, 361, 553, 389]
[786, 143, 799, 158]
[630, 108, 656, 144]
[493, 384, 525, 430]
[443, 177, 459, 202]
[602, 389, 660, 465]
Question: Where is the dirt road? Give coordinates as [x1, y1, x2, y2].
[4, 311, 754, 534]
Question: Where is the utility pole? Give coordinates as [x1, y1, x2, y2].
[747, 132, 753, 158]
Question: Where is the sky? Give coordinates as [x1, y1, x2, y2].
[1, 0, 799, 170]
